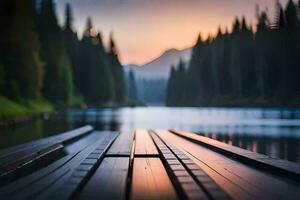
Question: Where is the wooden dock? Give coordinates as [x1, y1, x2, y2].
[0, 126, 300, 200]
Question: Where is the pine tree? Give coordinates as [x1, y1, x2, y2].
[298, 1, 300, 19]
[128, 70, 138, 101]
[166, 67, 176, 106]
[92, 32, 114, 104]
[38, 0, 74, 106]
[176, 59, 187, 105]
[64, 3, 80, 93]
[78, 18, 115, 105]
[229, 17, 243, 96]
[285, 0, 298, 31]
[108, 34, 127, 104]
[232, 18, 241, 33]
[78, 17, 93, 97]
[0, 0, 44, 100]
[185, 35, 204, 105]
[284, 0, 300, 95]
[255, 10, 270, 99]
[0, 0, 19, 99]
[274, 1, 286, 29]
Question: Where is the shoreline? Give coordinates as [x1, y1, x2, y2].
[0, 96, 54, 127]
[0, 113, 52, 127]
[0, 99, 145, 127]
[2, 102, 300, 128]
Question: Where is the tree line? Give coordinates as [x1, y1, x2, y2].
[0, 0, 127, 108]
[167, 0, 300, 107]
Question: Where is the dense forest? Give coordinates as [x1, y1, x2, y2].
[167, 0, 300, 107]
[0, 0, 128, 117]
[137, 78, 167, 105]
[126, 70, 138, 102]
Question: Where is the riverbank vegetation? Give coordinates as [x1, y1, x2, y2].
[0, 0, 131, 119]
[0, 96, 53, 119]
[167, 0, 300, 107]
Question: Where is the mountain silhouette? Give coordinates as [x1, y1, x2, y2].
[124, 47, 192, 79]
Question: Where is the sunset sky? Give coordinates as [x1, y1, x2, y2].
[56, 0, 290, 65]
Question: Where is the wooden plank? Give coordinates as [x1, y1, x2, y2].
[1, 132, 114, 199]
[79, 157, 129, 200]
[134, 130, 158, 156]
[150, 132, 210, 200]
[35, 132, 118, 200]
[157, 130, 300, 200]
[172, 130, 300, 181]
[130, 158, 178, 200]
[0, 154, 73, 196]
[0, 131, 109, 188]
[0, 126, 93, 175]
[0, 144, 64, 186]
[107, 131, 134, 156]
[152, 132, 231, 200]
[0, 125, 93, 159]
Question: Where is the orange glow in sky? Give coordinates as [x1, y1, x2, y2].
[56, 0, 290, 65]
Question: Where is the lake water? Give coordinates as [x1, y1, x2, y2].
[1, 107, 300, 163]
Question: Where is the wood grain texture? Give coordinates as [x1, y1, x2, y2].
[79, 157, 129, 200]
[134, 130, 158, 156]
[0, 154, 73, 196]
[0, 126, 93, 175]
[130, 158, 178, 200]
[150, 132, 210, 200]
[153, 132, 231, 200]
[156, 130, 300, 200]
[107, 131, 134, 156]
[39, 132, 118, 200]
[172, 130, 300, 180]
[2, 132, 115, 199]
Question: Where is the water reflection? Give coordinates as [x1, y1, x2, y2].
[1, 107, 300, 163]
[203, 133, 300, 163]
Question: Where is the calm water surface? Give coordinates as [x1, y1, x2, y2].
[1, 107, 300, 163]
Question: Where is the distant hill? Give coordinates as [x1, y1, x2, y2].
[124, 47, 192, 79]
[124, 47, 192, 105]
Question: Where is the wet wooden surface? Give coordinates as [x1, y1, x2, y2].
[80, 157, 129, 200]
[0, 127, 300, 200]
[172, 130, 300, 179]
[134, 129, 158, 156]
[0, 125, 93, 176]
[156, 130, 300, 200]
[131, 158, 178, 200]
[107, 131, 134, 156]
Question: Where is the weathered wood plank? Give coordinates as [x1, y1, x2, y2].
[151, 132, 231, 200]
[150, 132, 210, 200]
[157, 130, 300, 200]
[0, 126, 93, 176]
[130, 158, 178, 200]
[0, 143, 64, 186]
[107, 131, 134, 156]
[79, 157, 129, 200]
[0, 125, 93, 159]
[0, 154, 73, 196]
[35, 132, 118, 200]
[0, 128, 101, 186]
[134, 130, 158, 156]
[0, 132, 114, 199]
[172, 130, 300, 180]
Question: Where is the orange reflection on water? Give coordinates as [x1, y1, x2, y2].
[211, 133, 217, 140]
[252, 141, 257, 153]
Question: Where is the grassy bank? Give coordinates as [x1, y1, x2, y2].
[0, 96, 54, 119]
